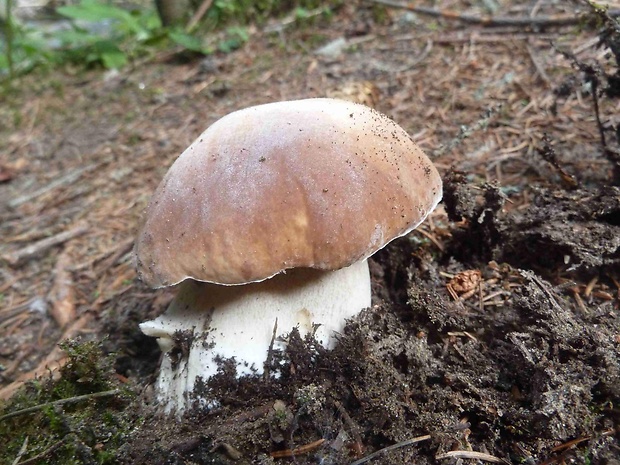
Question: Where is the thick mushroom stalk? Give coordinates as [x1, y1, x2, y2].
[140, 260, 370, 412]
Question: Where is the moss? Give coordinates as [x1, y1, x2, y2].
[0, 339, 140, 465]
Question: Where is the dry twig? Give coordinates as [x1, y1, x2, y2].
[395, 39, 433, 72]
[536, 133, 580, 188]
[12, 437, 68, 465]
[3, 346, 35, 378]
[3, 223, 89, 267]
[333, 400, 364, 456]
[552, 428, 616, 451]
[350, 435, 431, 465]
[0, 389, 120, 422]
[186, 0, 214, 32]
[8, 163, 102, 209]
[363, 0, 620, 28]
[94, 238, 135, 275]
[526, 43, 552, 86]
[539, 429, 617, 465]
[270, 438, 326, 458]
[11, 436, 28, 465]
[436, 450, 508, 463]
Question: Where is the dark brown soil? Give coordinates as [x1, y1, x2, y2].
[1, 1, 620, 464]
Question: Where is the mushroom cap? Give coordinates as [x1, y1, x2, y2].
[135, 98, 442, 287]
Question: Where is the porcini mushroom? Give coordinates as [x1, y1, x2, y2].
[135, 98, 442, 412]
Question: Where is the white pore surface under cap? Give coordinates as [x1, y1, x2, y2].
[139, 260, 371, 413]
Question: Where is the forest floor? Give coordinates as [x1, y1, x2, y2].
[1, 1, 619, 464]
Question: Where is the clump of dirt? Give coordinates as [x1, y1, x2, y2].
[118, 240, 619, 465]
[442, 173, 620, 278]
[442, 170, 505, 263]
[498, 187, 620, 275]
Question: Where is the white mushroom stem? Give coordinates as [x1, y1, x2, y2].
[139, 259, 371, 413]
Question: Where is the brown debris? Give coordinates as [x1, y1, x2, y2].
[536, 133, 580, 188]
[445, 269, 482, 301]
[0, 164, 15, 183]
[270, 438, 326, 459]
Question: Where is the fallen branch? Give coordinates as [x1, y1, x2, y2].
[526, 43, 552, 86]
[363, 0, 620, 28]
[2, 223, 88, 267]
[423, 31, 559, 44]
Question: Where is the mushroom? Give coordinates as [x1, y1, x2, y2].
[135, 98, 442, 412]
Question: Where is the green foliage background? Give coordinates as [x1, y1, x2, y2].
[0, 0, 339, 81]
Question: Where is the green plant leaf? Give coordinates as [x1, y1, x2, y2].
[294, 7, 311, 19]
[59, 1, 125, 22]
[91, 40, 127, 68]
[54, 28, 96, 46]
[57, 0, 145, 35]
[218, 26, 248, 53]
[101, 50, 127, 69]
[168, 30, 208, 53]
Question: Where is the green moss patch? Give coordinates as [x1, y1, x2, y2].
[0, 339, 139, 465]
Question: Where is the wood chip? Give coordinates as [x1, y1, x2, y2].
[48, 248, 76, 328]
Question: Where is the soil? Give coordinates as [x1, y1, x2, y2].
[1, 1, 620, 464]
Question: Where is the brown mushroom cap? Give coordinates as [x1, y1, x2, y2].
[135, 98, 442, 287]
